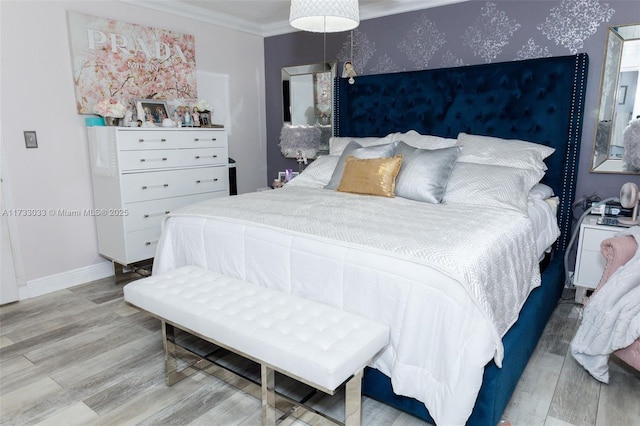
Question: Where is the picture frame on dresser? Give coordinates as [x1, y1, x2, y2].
[199, 111, 211, 127]
[136, 99, 169, 124]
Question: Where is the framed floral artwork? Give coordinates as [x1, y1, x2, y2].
[67, 11, 197, 115]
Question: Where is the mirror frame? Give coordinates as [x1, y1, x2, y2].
[281, 61, 337, 157]
[282, 61, 337, 125]
[591, 23, 640, 174]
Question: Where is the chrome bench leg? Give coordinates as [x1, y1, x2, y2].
[345, 369, 363, 426]
[162, 321, 201, 386]
[261, 364, 276, 426]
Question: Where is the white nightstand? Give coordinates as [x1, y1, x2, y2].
[573, 216, 624, 304]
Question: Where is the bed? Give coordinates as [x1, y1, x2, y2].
[152, 54, 589, 425]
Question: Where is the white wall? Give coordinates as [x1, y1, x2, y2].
[0, 1, 267, 296]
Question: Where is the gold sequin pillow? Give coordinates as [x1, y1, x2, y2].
[336, 155, 403, 197]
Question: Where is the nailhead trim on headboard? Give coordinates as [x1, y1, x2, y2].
[558, 53, 588, 252]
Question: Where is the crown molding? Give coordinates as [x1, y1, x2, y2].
[118, 0, 466, 38]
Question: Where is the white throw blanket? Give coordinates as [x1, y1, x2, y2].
[570, 227, 640, 383]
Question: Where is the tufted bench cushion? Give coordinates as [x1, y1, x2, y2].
[123, 265, 390, 395]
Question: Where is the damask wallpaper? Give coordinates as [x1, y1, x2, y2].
[264, 0, 639, 200]
[337, 0, 615, 76]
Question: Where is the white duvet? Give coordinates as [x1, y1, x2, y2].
[153, 186, 541, 425]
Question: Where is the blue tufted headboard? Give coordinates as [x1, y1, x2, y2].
[335, 54, 588, 253]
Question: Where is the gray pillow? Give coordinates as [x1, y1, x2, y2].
[394, 141, 461, 203]
[324, 140, 396, 189]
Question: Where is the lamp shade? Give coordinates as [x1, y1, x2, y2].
[290, 0, 359, 33]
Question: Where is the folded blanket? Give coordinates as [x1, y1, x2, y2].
[584, 234, 637, 306]
[570, 227, 640, 383]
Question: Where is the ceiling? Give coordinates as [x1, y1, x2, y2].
[121, 0, 465, 37]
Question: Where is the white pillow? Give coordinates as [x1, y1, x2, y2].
[529, 183, 554, 200]
[456, 132, 555, 172]
[329, 134, 395, 156]
[285, 156, 339, 188]
[391, 130, 457, 150]
[445, 162, 544, 213]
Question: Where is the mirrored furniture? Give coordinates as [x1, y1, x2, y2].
[281, 61, 337, 157]
[591, 23, 640, 174]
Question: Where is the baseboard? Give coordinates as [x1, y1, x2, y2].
[19, 260, 115, 300]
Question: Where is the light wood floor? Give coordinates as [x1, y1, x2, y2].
[1, 273, 639, 426]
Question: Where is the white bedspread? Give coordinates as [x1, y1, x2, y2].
[153, 186, 541, 425]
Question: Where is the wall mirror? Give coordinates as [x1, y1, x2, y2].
[591, 23, 640, 174]
[281, 61, 337, 157]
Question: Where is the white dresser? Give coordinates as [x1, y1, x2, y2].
[87, 127, 229, 266]
[573, 216, 622, 304]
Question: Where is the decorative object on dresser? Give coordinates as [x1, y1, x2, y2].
[86, 127, 229, 267]
[93, 98, 126, 126]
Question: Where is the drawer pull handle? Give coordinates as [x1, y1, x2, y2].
[194, 138, 217, 142]
[140, 158, 168, 162]
[145, 240, 159, 246]
[141, 184, 169, 189]
[138, 138, 167, 143]
[196, 178, 219, 183]
[194, 155, 218, 159]
[143, 211, 170, 218]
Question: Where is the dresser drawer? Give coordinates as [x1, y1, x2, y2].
[121, 167, 228, 203]
[126, 228, 162, 263]
[124, 192, 220, 232]
[117, 130, 227, 150]
[119, 147, 227, 171]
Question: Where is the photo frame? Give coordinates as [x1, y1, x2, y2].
[277, 171, 299, 182]
[136, 99, 170, 124]
[199, 111, 211, 127]
[24, 131, 38, 149]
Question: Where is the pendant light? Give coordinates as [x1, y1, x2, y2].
[290, 0, 359, 33]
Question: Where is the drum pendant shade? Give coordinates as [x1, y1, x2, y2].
[290, 0, 359, 33]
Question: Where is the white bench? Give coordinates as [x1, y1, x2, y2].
[123, 266, 390, 426]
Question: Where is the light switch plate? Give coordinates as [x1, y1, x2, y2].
[24, 131, 38, 149]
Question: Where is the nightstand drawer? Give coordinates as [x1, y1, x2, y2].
[119, 147, 227, 171]
[121, 167, 228, 203]
[574, 250, 607, 288]
[581, 227, 618, 249]
[573, 217, 621, 303]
